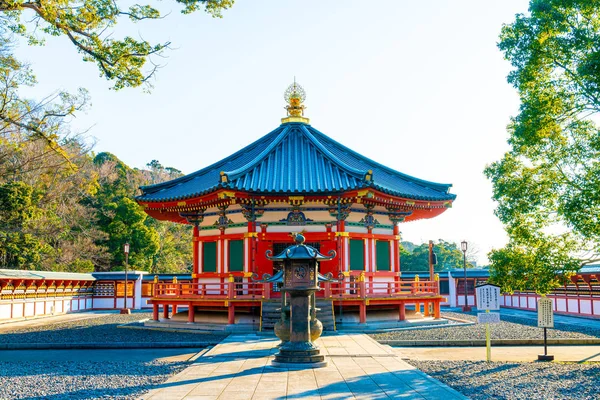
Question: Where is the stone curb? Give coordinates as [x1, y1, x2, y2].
[379, 338, 600, 347]
[0, 342, 214, 350]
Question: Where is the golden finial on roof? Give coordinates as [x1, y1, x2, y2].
[282, 78, 310, 124]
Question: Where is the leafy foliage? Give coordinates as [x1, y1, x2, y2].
[400, 240, 475, 272]
[486, 0, 600, 294]
[0, 0, 234, 90]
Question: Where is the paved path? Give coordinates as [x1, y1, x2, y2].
[395, 345, 600, 362]
[139, 334, 467, 400]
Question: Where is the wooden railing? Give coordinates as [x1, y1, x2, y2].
[154, 281, 267, 300]
[153, 273, 440, 301]
[324, 279, 438, 299]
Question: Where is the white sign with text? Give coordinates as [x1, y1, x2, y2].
[537, 297, 554, 328]
[476, 284, 501, 311]
[477, 312, 501, 324]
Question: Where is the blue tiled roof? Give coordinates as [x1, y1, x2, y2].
[138, 122, 456, 202]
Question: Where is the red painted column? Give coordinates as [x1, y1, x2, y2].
[228, 304, 235, 324]
[153, 304, 159, 321]
[172, 304, 178, 315]
[192, 225, 199, 285]
[399, 303, 406, 321]
[424, 301, 430, 317]
[188, 303, 195, 323]
[434, 300, 441, 319]
[339, 220, 347, 272]
[359, 302, 367, 324]
[393, 224, 401, 274]
[162, 304, 170, 319]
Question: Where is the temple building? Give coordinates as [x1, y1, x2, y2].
[135, 82, 456, 328]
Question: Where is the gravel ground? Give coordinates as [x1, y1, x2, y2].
[0, 312, 228, 344]
[0, 360, 187, 400]
[370, 311, 600, 341]
[409, 360, 600, 400]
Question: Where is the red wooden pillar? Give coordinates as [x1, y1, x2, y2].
[228, 304, 235, 324]
[188, 303, 195, 323]
[337, 219, 346, 273]
[172, 304, 178, 315]
[423, 301, 430, 317]
[359, 302, 367, 324]
[393, 224, 401, 274]
[434, 300, 441, 319]
[399, 303, 406, 321]
[247, 218, 257, 275]
[163, 304, 170, 319]
[153, 304, 159, 321]
[192, 225, 199, 284]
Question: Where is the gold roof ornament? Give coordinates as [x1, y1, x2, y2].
[282, 79, 310, 124]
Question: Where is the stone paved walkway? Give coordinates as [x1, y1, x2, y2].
[139, 334, 467, 400]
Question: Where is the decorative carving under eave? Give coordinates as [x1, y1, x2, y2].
[213, 205, 233, 232]
[180, 210, 205, 227]
[386, 206, 412, 224]
[328, 203, 352, 221]
[359, 204, 379, 230]
[241, 203, 265, 222]
[280, 206, 313, 226]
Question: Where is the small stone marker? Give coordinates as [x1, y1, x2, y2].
[477, 312, 500, 324]
[537, 297, 554, 361]
[476, 283, 500, 311]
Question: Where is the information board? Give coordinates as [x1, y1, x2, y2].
[476, 284, 500, 310]
[537, 297, 554, 328]
[477, 312, 500, 324]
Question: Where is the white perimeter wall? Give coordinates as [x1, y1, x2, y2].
[501, 293, 600, 317]
[0, 296, 93, 321]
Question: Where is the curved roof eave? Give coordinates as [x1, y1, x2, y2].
[306, 125, 454, 193]
[137, 121, 456, 203]
[139, 125, 287, 194]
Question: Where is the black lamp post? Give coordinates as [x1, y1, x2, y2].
[120, 242, 131, 314]
[460, 240, 471, 312]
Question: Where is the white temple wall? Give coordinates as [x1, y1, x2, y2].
[92, 298, 115, 309]
[0, 296, 94, 322]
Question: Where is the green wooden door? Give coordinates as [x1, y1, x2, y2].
[376, 240, 391, 271]
[349, 239, 364, 271]
[203, 242, 217, 272]
[229, 240, 244, 272]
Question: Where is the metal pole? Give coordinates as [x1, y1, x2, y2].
[544, 327, 547, 356]
[463, 250, 469, 311]
[486, 309, 491, 362]
[124, 251, 128, 310]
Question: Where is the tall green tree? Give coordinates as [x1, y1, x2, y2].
[91, 152, 191, 272]
[486, 0, 600, 294]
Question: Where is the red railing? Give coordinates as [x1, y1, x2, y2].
[153, 274, 439, 301]
[325, 279, 438, 299]
[154, 281, 267, 300]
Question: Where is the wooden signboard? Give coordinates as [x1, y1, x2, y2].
[476, 283, 500, 311]
[537, 297, 554, 328]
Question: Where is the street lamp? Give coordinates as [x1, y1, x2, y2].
[120, 242, 131, 314]
[460, 240, 471, 312]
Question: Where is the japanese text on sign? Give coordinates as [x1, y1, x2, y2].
[476, 284, 500, 310]
[477, 312, 500, 324]
[537, 297, 554, 328]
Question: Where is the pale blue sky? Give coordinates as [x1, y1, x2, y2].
[17, 0, 531, 264]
